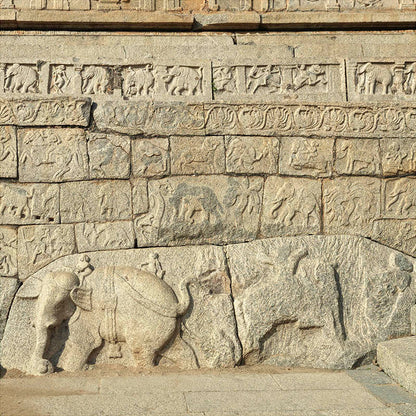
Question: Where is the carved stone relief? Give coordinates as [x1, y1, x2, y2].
[0, 98, 91, 126]
[0, 247, 240, 374]
[75, 221, 135, 252]
[227, 235, 416, 369]
[335, 139, 380, 176]
[171, 136, 225, 175]
[348, 61, 416, 102]
[0, 278, 19, 344]
[18, 128, 88, 182]
[88, 133, 130, 179]
[0, 126, 17, 178]
[323, 177, 380, 236]
[0, 183, 59, 225]
[132, 138, 169, 178]
[225, 136, 279, 174]
[383, 178, 416, 219]
[381, 138, 416, 175]
[17, 225, 76, 280]
[4, 64, 39, 94]
[261, 177, 321, 237]
[60, 180, 132, 223]
[134, 176, 263, 246]
[279, 137, 333, 177]
[0, 226, 17, 277]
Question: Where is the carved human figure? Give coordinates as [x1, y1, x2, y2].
[356, 63, 393, 95]
[247, 65, 281, 94]
[82, 66, 109, 95]
[213, 66, 236, 93]
[4, 64, 38, 93]
[386, 179, 416, 216]
[50, 65, 70, 94]
[0, 128, 15, 164]
[0, 231, 17, 276]
[292, 64, 327, 91]
[404, 63, 416, 95]
[336, 141, 378, 174]
[17, 255, 191, 375]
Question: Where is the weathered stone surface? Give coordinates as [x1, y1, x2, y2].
[18, 128, 88, 182]
[0, 226, 17, 277]
[134, 175, 263, 246]
[0, 278, 18, 345]
[0, 246, 241, 373]
[0, 183, 59, 225]
[279, 137, 333, 177]
[260, 177, 321, 237]
[18, 225, 76, 281]
[0, 126, 17, 178]
[225, 136, 278, 174]
[323, 177, 380, 236]
[226, 235, 416, 369]
[335, 139, 380, 176]
[94, 101, 205, 136]
[171, 136, 225, 175]
[377, 337, 416, 396]
[0, 98, 91, 126]
[60, 180, 132, 223]
[132, 138, 169, 178]
[75, 221, 135, 252]
[131, 178, 149, 215]
[383, 178, 416, 219]
[88, 133, 130, 179]
[372, 219, 416, 257]
[381, 138, 416, 176]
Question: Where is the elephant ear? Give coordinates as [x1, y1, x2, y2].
[17, 277, 42, 299]
[70, 287, 92, 311]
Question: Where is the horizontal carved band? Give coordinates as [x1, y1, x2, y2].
[0, 97, 91, 126]
[94, 101, 416, 138]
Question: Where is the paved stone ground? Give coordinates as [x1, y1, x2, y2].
[0, 365, 415, 416]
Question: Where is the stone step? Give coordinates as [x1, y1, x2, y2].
[377, 336, 416, 396]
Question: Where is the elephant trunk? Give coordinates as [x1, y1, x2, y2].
[175, 278, 191, 316]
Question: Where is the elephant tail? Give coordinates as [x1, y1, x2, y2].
[175, 278, 191, 316]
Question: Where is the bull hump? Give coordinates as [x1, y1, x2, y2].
[111, 267, 179, 306]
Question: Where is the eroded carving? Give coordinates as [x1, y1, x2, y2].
[132, 138, 169, 177]
[19, 128, 88, 182]
[0, 126, 17, 178]
[0, 183, 59, 225]
[4, 64, 39, 94]
[0, 226, 17, 277]
[384, 178, 416, 219]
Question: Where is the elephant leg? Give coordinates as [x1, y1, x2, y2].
[28, 326, 54, 376]
[60, 326, 101, 372]
[131, 347, 157, 367]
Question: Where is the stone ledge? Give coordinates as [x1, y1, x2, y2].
[14, 10, 194, 30]
[377, 337, 416, 396]
[1, 10, 416, 30]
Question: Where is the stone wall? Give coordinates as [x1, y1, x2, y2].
[0, 32, 415, 374]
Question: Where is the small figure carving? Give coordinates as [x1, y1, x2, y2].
[0, 184, 33, 219]
[17, 255, 191, 375]
[50, 65, 70, 94]
[386, 179, 416, 217]
[336, 141, 378, 174]
[4, 64, 38, 94]
[81, 66, 110, 95]
[0, 230, 17, 276]
[213, 66, 236, 93]
[123, 65, 154, 97]
[0, 127, 15, 165]
[246, 65, 281, 94]
[289, 139, 331, 175]
[404, 63, 416, 95]
[356, 63, 393, 95]
[292, 64, 328, 91]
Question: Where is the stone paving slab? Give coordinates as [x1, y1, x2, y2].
[0, 369, 408, 416]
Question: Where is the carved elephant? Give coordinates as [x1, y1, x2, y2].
[0, 184, 34, 219]
[4, 64, 38, 93]
[124, 65, 154, 96]
[82, 66, 109, 94]
[357, 63, 393, 95]
[17, 256, 191, 375]
[166, 66, 202, 96]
